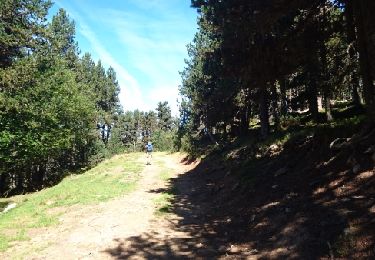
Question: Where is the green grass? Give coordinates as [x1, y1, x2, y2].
[0, 229, 29, 252]
[0, 153, 144, 251]
[153, 190, 174, 216]
[154, 162, 176, 215]
[159, 168, 173, 182]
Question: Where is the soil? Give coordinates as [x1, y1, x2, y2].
[1, 125, 374, 259]
[1, 154, 199, 259]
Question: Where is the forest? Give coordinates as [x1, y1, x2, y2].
[178, 0, 374, 155]
[1, 0, 375, 258]
[1, 0, 374, 194]
[0, 1, 176, 196]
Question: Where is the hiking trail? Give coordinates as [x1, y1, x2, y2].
[1, 153, 206, 259]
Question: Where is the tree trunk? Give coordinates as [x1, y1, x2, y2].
[320, 5, 333, 122]
[32, 164, 45, 191]
[351, 80, 361, 106]
[307, 71, 319, 122]
[259, 87, 270, 139]
[207, 128, 219, 145]
[353, 0, 375, 118]
[324, 95, 333, 121]
[16, 171, 24, 194]
[279, 77, 288, 116]
[239, 104, 250, 136]
[345, 0, 361, 106]
[270, 81, 280, 128]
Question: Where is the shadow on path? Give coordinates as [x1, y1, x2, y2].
[103, 142, 375, 259]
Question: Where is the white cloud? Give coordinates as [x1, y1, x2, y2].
[54, 1, 148, 112]
[99, 8, 190, 114]
[53, 0, 196, 115]
[146, 83, 180, 116]
[78, 23, 147, 111]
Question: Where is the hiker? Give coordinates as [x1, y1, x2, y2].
[145, 141, 153, 165]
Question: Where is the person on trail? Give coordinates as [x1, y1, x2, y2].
[145, 141, 153, 165]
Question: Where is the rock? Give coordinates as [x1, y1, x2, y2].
[275, 167, 288, 177]
[329, 138, 348, 151]
[272, 184, 278, 189]
[353, 164, 361, 174]
[1, 203, 17, 213]
[226, 217, 232, 223]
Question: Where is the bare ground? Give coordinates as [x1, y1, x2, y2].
[2, 132, 374, 260]
[1, 153, 201, 259]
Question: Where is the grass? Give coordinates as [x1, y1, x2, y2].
[154, 162, 177, 216]
[0, 153, 144, 251]
[0, 229, 29, 252]
[153, 191, 174, 216]
[159, 168, 173, 182]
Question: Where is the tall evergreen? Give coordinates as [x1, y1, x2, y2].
[0, 1, 124, 195]
[179, 0, 375, 153]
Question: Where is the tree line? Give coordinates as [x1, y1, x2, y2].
[106, 101, 177, 156]
[0, 1, 176, 196]
[177, 0, 375, 153]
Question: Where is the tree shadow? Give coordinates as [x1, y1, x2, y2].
[103, 135, 375, 259]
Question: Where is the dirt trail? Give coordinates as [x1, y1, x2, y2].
[2, 153, 198, 259]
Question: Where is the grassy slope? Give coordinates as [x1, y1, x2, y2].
[153, 158, 176, 216]
[0, 153, 144, 251]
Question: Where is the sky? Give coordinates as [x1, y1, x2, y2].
[50, 0, 198, 115]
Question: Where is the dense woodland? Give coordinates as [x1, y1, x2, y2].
[1, 0, 374, 195]
[0, 1, 374, 257]
[178, 0, 375, 155]
[0, 0, 176, 196]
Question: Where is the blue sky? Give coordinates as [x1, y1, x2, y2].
[50, 0, 198, 115]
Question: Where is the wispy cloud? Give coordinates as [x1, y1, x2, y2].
[99, 7, 192, 114]
[78, 23, 146, 111]
[53, 0, 197, 114]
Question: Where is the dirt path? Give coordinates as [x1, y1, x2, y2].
[2, 153, 199, 260]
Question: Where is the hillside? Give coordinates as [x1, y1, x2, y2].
[0, 121, 374, 259]
[168, 120, 375, 259]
